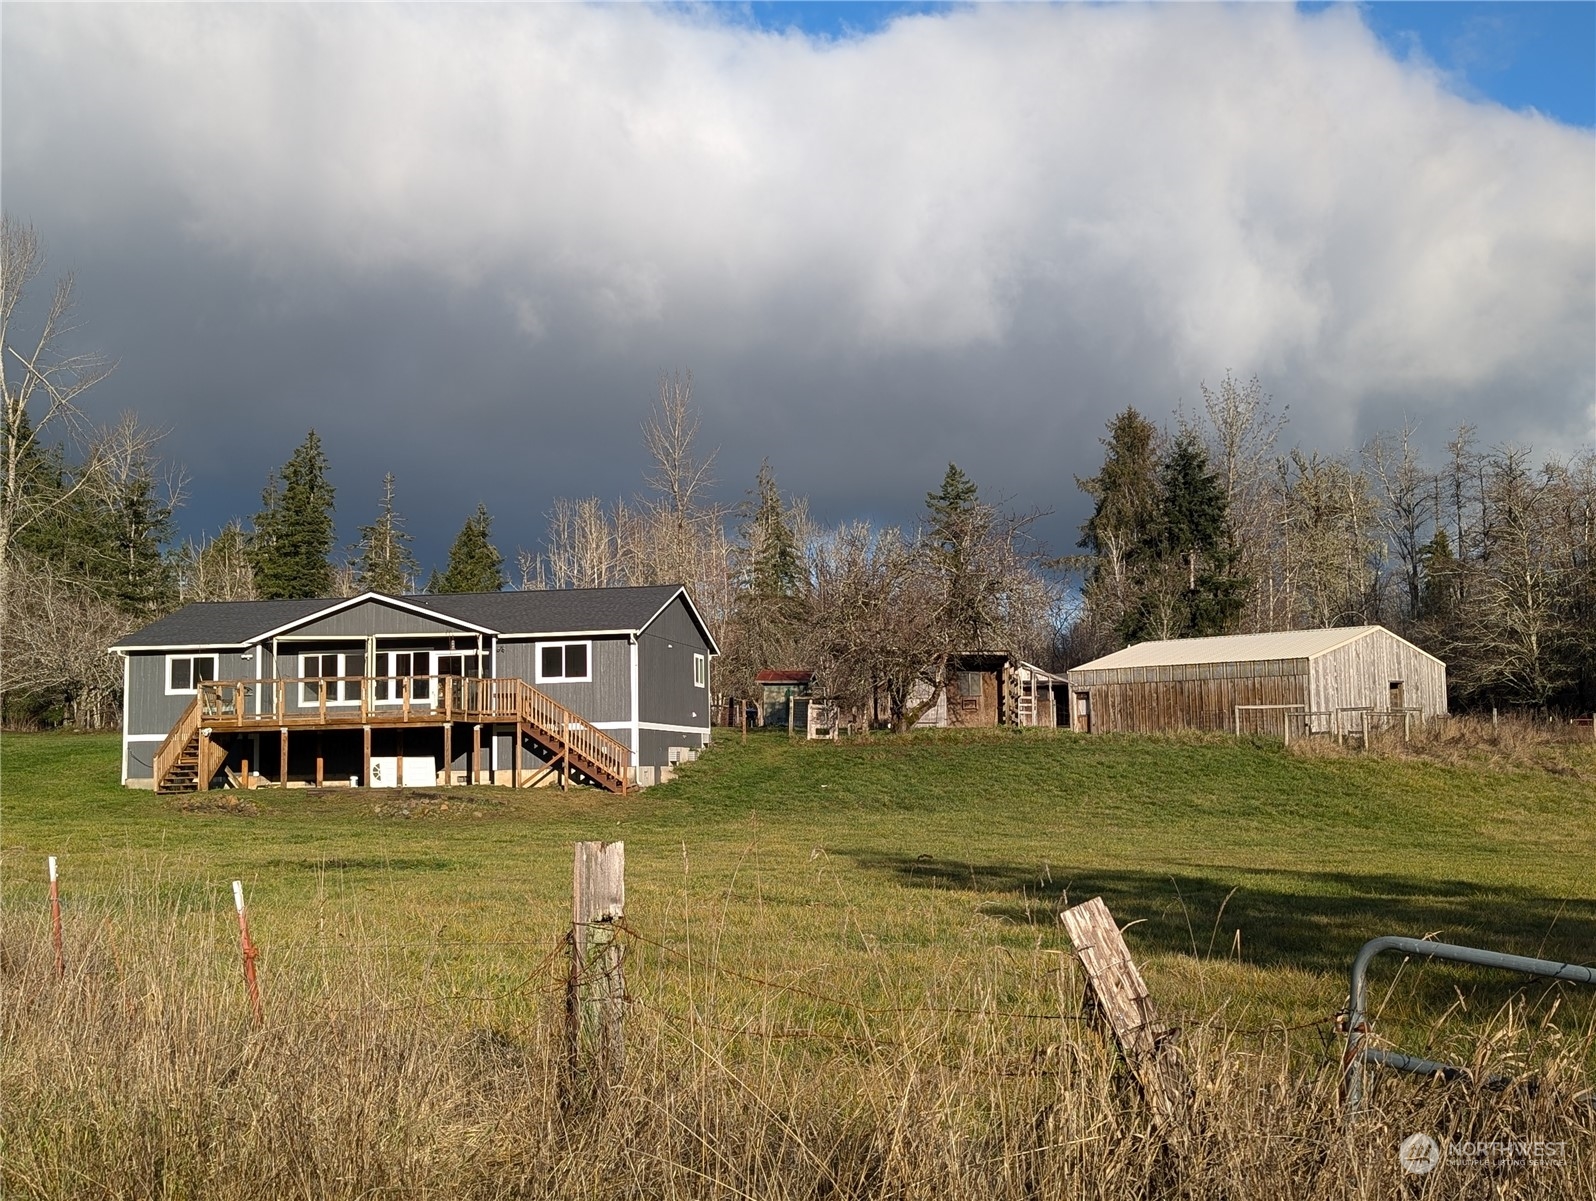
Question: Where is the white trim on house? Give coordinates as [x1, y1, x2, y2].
[125, 733, 168, 742]
[498, 626, 640, 640]
[591, 720, 712, 735]
[112, 640, 254, 652]
[164, 653, 219, 696]
[298, 650, 364, 706]
[535, 639, 594, 684]
[121, 652, 131, 784]
[638, 586, 722, 655]
[628, 635, 641, 764]
[693, 652, 706, 688]
[254, 591, 498, 642]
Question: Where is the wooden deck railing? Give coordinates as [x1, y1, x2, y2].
[193, 677, 632, 791]
[153, 696, 202, 788]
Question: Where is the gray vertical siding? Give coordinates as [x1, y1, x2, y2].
[496, 636, 632, 722]
[639, 596, 711, 728]
[641, 728, 704, 766]
[286, 600, 472, 638]
[125, 649, 256, 737]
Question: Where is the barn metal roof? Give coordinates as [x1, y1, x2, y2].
[1068, 626, 1415, 673]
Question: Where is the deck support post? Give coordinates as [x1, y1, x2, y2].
[279, 728, 289, 787]
[197, 728, 210, 792]
[443, 723, 452, 786]
[472, 724, 481, 786]
[515, 725, 523, 789]
[315, 733, 324, 788]
[362, 726, 371, 788]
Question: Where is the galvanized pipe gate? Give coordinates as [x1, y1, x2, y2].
[1344, 935, 1596, 1114]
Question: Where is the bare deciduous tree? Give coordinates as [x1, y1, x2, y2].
[0, 215, 119, 631]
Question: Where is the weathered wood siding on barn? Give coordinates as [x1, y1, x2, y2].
[1068, 658, 1310, 734]
[1308, 628, 1447, 718]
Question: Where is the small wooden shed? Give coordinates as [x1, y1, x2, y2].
[1066, 626, 1446, 735]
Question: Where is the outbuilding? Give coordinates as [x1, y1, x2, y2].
[1066, 625, 1446, 735]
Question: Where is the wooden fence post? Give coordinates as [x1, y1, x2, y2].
[48, 856, 64, 978]
[1062, 897, 1189, 1131]
[567, 841, 625, 1093]
[232, 880, 264, 1025]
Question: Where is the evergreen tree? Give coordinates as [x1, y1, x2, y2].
[748, 460, 801, 598]
[926, 462, 988, 645]
[432, 503, 504, 593]
[353, 473, 418, 595]
[1076, 410, 1162, 573]
[250, 430, 336, 599]
[1120, 432, 1246, 641]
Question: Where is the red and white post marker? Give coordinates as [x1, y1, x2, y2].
[232, 880, 263, 1025]
[48, 856, 64, 978]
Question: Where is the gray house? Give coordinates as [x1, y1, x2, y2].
[111, 585, 718, 794]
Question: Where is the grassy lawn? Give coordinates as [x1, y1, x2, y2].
[4, 727, 1594, 1053]
[5, 727, 1595, 1198]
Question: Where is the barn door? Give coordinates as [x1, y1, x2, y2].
[1075, 690, 1092, 733]
[1389, 681, 1404, 711]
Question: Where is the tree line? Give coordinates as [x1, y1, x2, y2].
[4, 216, 1591, 728]
[1069, 374, 1596, 712]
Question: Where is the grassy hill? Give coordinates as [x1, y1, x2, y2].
[3, 729, 1594, 1198]
[5, 727, 1593, 1030]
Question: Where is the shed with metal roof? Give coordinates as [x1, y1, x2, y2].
[1065, 626, 1446, 736]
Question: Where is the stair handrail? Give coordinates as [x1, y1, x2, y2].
[153, 697, 201, 788]
[513, 680, 632, 789]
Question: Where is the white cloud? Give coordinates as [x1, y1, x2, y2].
[3, 1, 1591, 525]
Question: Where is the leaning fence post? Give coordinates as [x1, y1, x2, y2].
[48, 856, 65, 978]
[232, 880, 264, 1025]
[567, 841, 625, 1093]
[1062, 896, 1189, 1132]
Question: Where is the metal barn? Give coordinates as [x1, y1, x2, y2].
[1066, 626, 1446, 735]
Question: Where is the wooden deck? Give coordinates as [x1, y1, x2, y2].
[155, 676, 632, 795]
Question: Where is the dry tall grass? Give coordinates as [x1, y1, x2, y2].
[4, 894, 1592, 1200]
[1289, 713, 1596, 780]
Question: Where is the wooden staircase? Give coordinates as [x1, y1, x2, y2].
[153, 699, 229, 794]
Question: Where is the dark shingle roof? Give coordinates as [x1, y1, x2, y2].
[110, 598, 333, 649]
[407, 586, 686, 636]
[112, 586, 710, 650]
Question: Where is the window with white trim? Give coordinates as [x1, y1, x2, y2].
[374, 650, 431, 702]
[536, 641, 591, 683]
[166, 654, 218, 695]
[300, 651, 365, 705]
[693, 653, 706, 688]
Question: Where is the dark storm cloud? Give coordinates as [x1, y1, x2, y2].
[3, 3, 1591, 571]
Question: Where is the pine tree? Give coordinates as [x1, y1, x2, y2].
[353, 473, 418, 595]
[1120, 432, 1246, 641]
[748, 460, 801, 598]
[250, 430, 336, 599]
[926, 462, 988, 645]
[432, 503, 504, 593]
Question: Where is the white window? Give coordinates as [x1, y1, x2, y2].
[693, 653, 706, 688]
[374, 651, 431, 702]
[300, 651, 365, 705]
[166, 654, 218, 695]
[536, 641, 591, 683]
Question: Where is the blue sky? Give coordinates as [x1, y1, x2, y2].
[732, 2, 1596, 127]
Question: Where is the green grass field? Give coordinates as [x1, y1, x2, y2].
[4, 727, 1593, 1045]
[4, 728, 1595, 1198]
